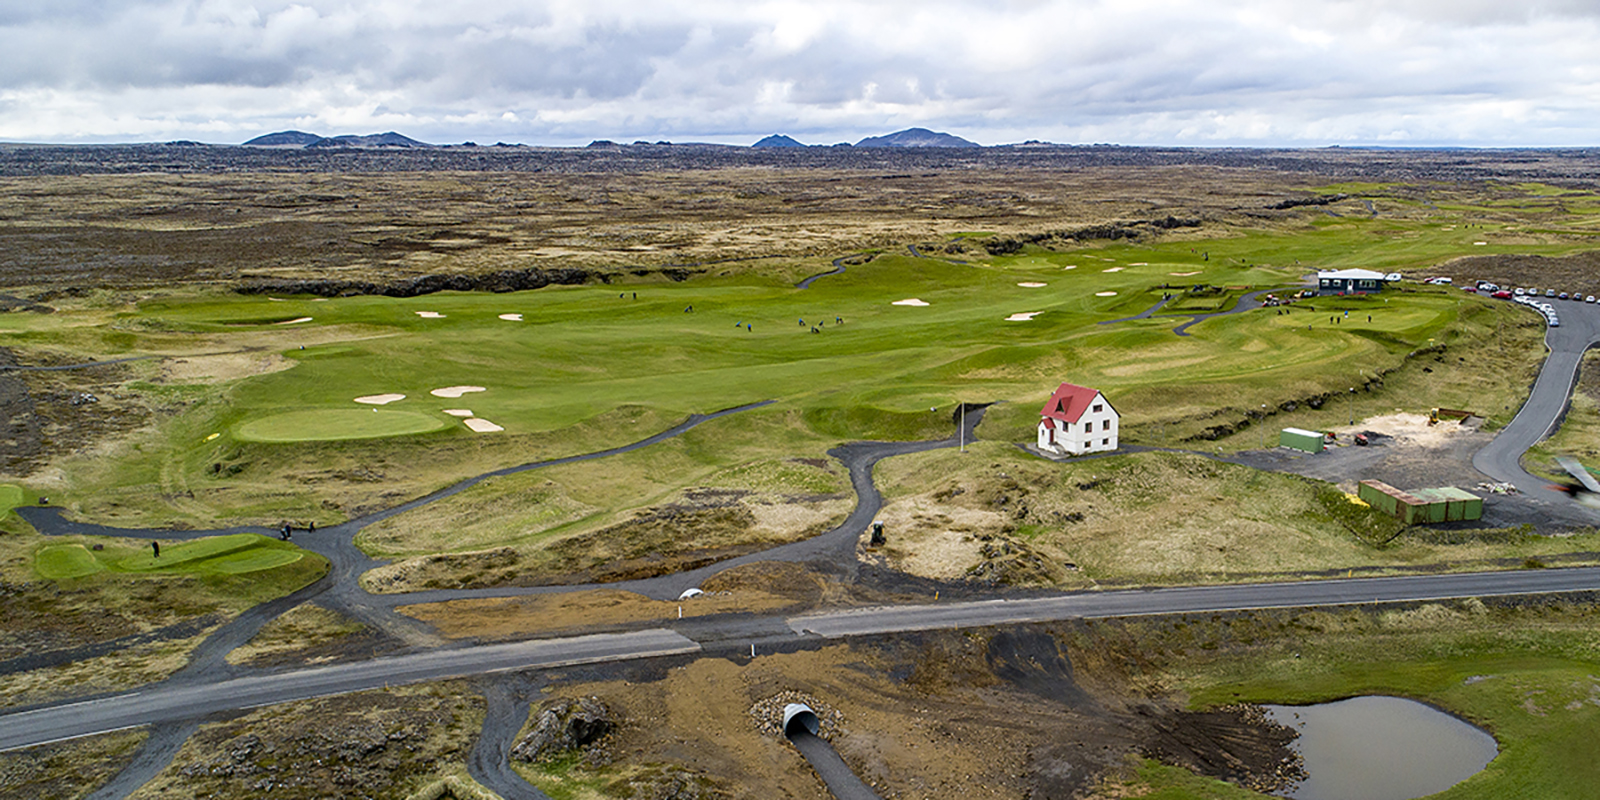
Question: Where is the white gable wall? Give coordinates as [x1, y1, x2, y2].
[1037, 392, 1119, 455]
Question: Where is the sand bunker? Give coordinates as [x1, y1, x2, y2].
[442, 409, 474, 417]
[1062, 265, 1077, 270]
[275, 317, 313, 325]
[1129, 262, 1148, 266]
[1018, 282, 1047, 288]
[1474, 241, 1488, 246]
[268, 297, 286, 302]
[1170, 271, 1202, 277]
[498, 313, 523, 321]
[1103, 267, 1124, 273]
[892, 298, 931, 306]
[431, 386, 486, 398]
[355, 394, 405, 405]
[1095, 291, 1118, 297]
[416, 311, 446, 318]
[463, 418, 504, 433]
[1006, 312, 1041, 321]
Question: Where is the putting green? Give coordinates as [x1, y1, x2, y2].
[36, 544, 106, 579]
[236, 408, 450, 442]
[36, 533, 308, 579]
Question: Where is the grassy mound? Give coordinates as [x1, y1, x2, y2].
[235, 409, 450, 442]
[35, 534, 305, 580]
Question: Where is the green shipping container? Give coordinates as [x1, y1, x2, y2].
[1412, 487, 1484, 522]
[1280, 427, 1325, 454]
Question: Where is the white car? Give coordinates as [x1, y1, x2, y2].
[1515, 288, 1526, 296]
[1587, 296, 1596, 303]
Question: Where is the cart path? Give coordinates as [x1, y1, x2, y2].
[470, 675, 553, 800]
[795, 255, 850, 289]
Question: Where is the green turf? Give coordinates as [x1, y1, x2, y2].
[235, 408, 452, 442]
[203, 549, 303, 574]
[15, 186, 1596, 527]
[33, 533, 308, 580]
[35, 544, 106, 579]
[0, 484, 22, 516]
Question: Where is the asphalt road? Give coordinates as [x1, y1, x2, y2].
[0, 629, 700, 753]
[1474, 295, 1600, 500]
[9, 567, 1600, 753]
[786, 566, 1600, 638]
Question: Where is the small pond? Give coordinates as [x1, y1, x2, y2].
[1264, 695, 1497, 800]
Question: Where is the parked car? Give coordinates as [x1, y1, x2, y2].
[1464, 286, 1478, 293]
[1587, 296, 1596, 303]
[1426, 277, 1454, 285]
[1560, 292, 1569, 300]
[1547, 289, 1558, 297]
[1515, 287, 1526, 296]
[1492, 290, 1513, 299]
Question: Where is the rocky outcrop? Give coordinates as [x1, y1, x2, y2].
[983, 217, 1202, 255]
[511, 697, 616, 762]
[235, 267, 600, 298]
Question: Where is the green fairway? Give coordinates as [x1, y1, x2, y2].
[10, 182, 1591, 528]
[235, 408, 452, 442]
[34, 534, 306, 579]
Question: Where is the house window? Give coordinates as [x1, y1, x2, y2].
[1093, 404, 1103, 413]
[1102, 438, 1109, 446]
[1101, 420, 1110, 431]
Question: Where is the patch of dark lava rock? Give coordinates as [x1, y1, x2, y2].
[514, 697, 725, 800]
[167, 687, 481, 799]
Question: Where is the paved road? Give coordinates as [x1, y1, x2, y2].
[0, 629, 700, 753]
[787, 566, 1600, 638]
[1474, 296, 1600, 499]
[9, 566, 1600, 753]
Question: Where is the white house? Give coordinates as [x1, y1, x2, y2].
[1037, 382, 1119, 455]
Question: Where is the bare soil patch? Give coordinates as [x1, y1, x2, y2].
[521, 625, 1298, 799]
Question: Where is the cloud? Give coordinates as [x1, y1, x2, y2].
[1, 0, 1598, 145]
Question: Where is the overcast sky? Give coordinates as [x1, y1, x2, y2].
[3, 0, 1598, 147]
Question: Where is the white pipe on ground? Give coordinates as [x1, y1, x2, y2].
[782, 703, 820, 737]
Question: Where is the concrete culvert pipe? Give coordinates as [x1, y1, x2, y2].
[782, 703, 820, 737]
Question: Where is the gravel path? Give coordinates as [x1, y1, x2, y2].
[470, 675, 552, 800]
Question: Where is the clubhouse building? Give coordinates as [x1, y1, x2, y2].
[1037, 382, 1119, 456]
[1316, 268, 1388, 295]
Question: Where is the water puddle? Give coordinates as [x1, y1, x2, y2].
[1264, 696, 1497, 800]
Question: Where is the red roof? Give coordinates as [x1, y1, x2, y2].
[1039, 383, 1103, 423]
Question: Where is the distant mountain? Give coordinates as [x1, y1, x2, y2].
[855, 128, 979, 148]
[307, 132, 431, 148]
[752, 134, 806, 148]
[242, 130, 325, 147]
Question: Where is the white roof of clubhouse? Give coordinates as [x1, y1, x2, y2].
[1318, 269, 1388, 280]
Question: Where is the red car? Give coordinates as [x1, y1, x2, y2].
[1492, 290, 1513, 299]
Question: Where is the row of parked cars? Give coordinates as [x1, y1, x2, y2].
[1510, 293, 1563, 327]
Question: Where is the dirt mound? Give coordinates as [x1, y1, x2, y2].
[984, 629, 1088, 705]
[700, 561, 823, 604]
[1135, 703, 1304, 793]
